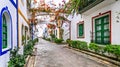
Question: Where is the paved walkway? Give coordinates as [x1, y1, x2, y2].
[34, 39, 117, 67]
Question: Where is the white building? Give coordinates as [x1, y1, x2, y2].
[0, 0, 29, 66]
[62, 21, 71, 41]
[18, 0, 30, 54]
[70, 0, 120, 45]
[0, 0, 18, 67]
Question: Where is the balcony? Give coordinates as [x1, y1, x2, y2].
[78, 0, 104, 14]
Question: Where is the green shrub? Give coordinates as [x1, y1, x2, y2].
[77, 41, 88, 50]
[67, 40, 88, 50]
[24, 40, 34, 58]
[54, 38, 63, 44]
[50, 34, 56, 38]
[66, 39, 71, 46]
[76, 41, 81, 49]
[68, 40, 72, 47]
[67, 39, 120, 59]
[89, 43, 99, 53]
[104, 45, 113, 54]
[46, 38, 51, 41]
[8, 38, 39, 67]
[8, 48, 25, 67]
[42, 37, 46, 39]
[33, 38, 39, 44]
[71, 40, 78, 48]
[104, 45, 120, 58]
[66, 39, 70, 43]
[50, 34, 56, 42]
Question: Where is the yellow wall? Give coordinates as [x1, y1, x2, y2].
[18, 8, 29, 47]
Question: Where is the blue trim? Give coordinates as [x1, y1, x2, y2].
[0, 6, 13, 55]
[9, 0, 18, 48]
[0, 12, 2, 55]
[16, 0, 19, 48]
[9, 0, 17, 9]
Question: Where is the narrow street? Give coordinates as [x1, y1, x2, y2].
[1, 0, 120, 67]
[34, 39, 116, 67]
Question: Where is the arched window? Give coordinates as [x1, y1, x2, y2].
[2, 14, 7, 49]
[0, 7, 12, 55]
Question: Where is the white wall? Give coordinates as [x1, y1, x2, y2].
[18, 0, 29, 55]
[0, 52, 10, 67]
[110, 1, 120, 44]
[0, 0, 17, 67]
[19, 0, 28, 19]
[69, 0, 120, 45]
[68, 14, 82, 40]
[62, 21, 70, 41]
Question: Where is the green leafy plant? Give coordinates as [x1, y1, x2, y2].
[66, 40, 88, 50]
[104, 45, 120, 59]
[71, 40, 78, 48]
[50, 34, 56, 38]
[77, 41, 88, 50]
[64, 0, 82, 14]
[8, 38, 39, 67]
[54, 38, 63, 44]
[67, 40, 72, 47]
[68, 40, 88, 50]
[46, 38, 51, 41]
[66, 38, 70, 43]
[89, 43, 99, 53]
[33, 38, 39, 45]
[8, 48, 25, 67]
[24, 40, 34, 58]
[50, 34, 56, 42]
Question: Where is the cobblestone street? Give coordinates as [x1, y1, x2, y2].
[34, 39, 116, 67]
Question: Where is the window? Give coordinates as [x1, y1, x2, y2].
[77, 22, 84, 38]
[0, 7, 12, 55]
[2, 14, 7, 49]
[95, 15, 110, 44]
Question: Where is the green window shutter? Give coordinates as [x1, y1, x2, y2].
[2, 14, 7, 49]
[79, 24, 84, 37]
[95, 15, 110, 44]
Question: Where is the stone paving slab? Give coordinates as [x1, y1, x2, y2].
[34, 39, 118, 67]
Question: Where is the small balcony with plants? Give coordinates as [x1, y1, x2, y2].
[65, 0, 116, 14]
[78, 0, 104, 13]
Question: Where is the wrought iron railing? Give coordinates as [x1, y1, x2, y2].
[78, 0, 104, 13]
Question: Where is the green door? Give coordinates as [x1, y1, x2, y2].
[95, 15, 110, 44]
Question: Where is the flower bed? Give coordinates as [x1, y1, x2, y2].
[67, 40, 120, 61]
[8, 38, 39, 67]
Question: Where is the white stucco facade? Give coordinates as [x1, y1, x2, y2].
[18, 0, 30, 55]
[0, 0, 17, 67]
[62, 21, 70, 41]
[70, 0, 120, 45]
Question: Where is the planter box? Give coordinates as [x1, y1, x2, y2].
[69, 46, 120, 66]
